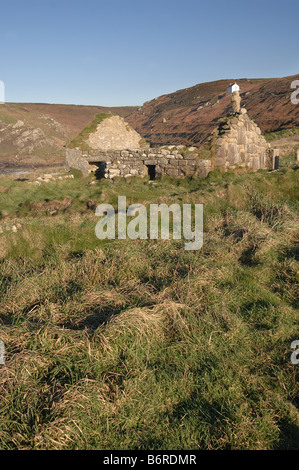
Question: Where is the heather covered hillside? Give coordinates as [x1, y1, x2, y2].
[126, 74, 299, 147]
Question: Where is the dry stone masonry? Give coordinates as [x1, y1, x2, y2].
[66, 147, 212, 179]
[86, 115, 143, 150]
[214, 108, 276, 171]
[66, 100, 279, 179]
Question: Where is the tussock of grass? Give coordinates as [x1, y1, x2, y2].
[0, 154, 298, 449]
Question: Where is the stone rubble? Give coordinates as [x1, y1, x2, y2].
[0, 223, 22, 235]
[29, 174, 74, 185]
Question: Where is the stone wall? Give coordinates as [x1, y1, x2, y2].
[214, 109, 270, 170]
[66, 147, 212, 179]
[66, 110, 278, 179]
[87, 115, 144, 150]
[65, 148, 91, 174]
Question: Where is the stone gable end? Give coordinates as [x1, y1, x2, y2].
[87, 115, 143, 150]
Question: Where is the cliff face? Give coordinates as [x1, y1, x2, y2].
[126, 74, 299, 147]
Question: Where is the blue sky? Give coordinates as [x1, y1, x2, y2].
[0, 0, 298, 106]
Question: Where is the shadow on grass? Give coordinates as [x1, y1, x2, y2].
[278, 242, 299, 262]
[276, 419, 299, 450]
[60, 305, 126, 332]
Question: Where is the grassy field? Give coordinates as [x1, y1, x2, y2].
[0, 157, 298, 450]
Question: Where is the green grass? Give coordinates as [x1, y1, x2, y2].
[0, 155, 298, 449]
[0, 110, 18, 125]
[264, 126, 299, 142]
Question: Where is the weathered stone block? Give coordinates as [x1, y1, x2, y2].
[184, 153, 196, 159]
[196, 167, 211, 178]
[197, 160, 212, 167]
[108, 169, 121, 176]
[214, 157, 226, 167]
[216, 144, 228, 158]
[166, 168, 179, 177]
[157, 158, 168, 165]
[246, 143, 257, 154]
[227, 143, 239, 165]
[237, 128, 246, 145]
